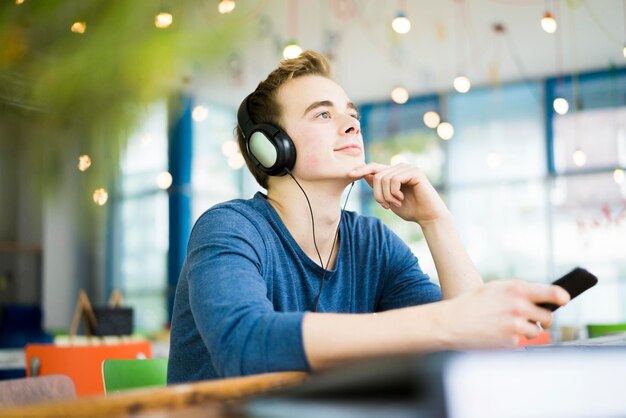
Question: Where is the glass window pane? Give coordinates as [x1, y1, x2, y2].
[121, 103, 168, 194]
[191, 103, 259, 219]
[447, 83, 545, 184]
[550, 172, 626, 328]
[113, 103, 168, 333]
[553, 107, 626, 173]
[448, 180, 550, 282]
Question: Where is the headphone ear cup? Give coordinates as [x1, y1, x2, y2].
[249, 131, 278, 169]
[247, 125, 296, 176]
[272, 130, 296, 174]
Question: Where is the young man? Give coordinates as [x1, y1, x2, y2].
[167, 51, 569, 383]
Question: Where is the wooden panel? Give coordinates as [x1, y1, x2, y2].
[0, 371, 307, 418]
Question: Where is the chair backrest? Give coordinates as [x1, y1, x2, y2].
[25, 340, 152, 397]
[517, 330, 551, 348]
[0, 374, 76, 407]
[587, 323, 626, 339]
[102, 358, 168, 394]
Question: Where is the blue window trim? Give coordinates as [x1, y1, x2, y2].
[545, 67, 626, 176]
[167, 94, 193, 322]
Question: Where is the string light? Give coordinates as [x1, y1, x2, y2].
[487, 152, 502, 168]
[155, 12, 173, 29]
[541, 11, 557, 33]
[437, 122, 454, 140]
[141, 132, 152, 146]
[77, 155, 91, 171]
[192, 105, 208, 122]
[228, 152, 245, 169]
[156, 172, 173, 189]
[221, 140, 239, 157]
[283, 41, 303, 59]
[614, 168, 625, 184]
[71, 22, 87, 34]
[15, 0, 25, 4]
[390, 86, 409, 104]
[572, 149, 587, 167]
[218, 0, 236, 14]
[92, 188, 108, 206]
[390, 154, 408, 166]
[423, 111, 441, 128]
[453, 76, 471, 93]
[391, 11, 411, 34]
[553, 97, 569, 115]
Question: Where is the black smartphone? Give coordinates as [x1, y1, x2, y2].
[537, 267, 598, 311]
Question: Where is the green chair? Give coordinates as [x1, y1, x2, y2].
[101, 358, 168, 394]
[587, 323, 626, 339]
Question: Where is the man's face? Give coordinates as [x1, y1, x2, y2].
[276, 75, 365, 182]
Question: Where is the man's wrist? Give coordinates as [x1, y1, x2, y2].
[416, 210, 454, 230]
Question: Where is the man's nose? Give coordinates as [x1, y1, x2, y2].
[341, 115, 361, 135]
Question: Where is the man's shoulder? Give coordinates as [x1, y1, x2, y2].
[197, 193, 267, 222]
[191, 194, 270, 236]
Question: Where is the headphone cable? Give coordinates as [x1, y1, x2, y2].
[285, 169, 354, 312]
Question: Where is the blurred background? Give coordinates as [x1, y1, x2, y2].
[1, 0, 625, 341]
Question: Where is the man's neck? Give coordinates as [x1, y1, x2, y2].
[266, 177, 351, 269]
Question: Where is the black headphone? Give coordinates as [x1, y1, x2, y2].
[237, 94, 297, 176]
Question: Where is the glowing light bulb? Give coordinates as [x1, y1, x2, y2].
[391, 12, 411, 34]
[390, 154, 408, 166]
[141, 132, 152, 146]
[218, 0, 236, 14]
[228, 152, 245, 169]
[553, 97, 569, 115]
[423, 111, 441, 128]
[572, 149, 587, 167]
[283, 41, 303, 59]
[487, 152, 502, 168]
[192, 105, 208, 122]
[221, 140, 239, 157]
[16, 0, 25, 4]
[453, 76, 471, 93]
[93, 188, 108, 206]
[391, 87, 409, 104]
[71, 21, 87, 34]
[156, 172, 173, 189]
[77, 155, 91, 171]
[541, 11, 557, 33]
[155, 12, 173, 29]
[614, 168, 625, 184]
[437, 122, 454, 140]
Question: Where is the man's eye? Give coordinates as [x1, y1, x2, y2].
[317, 111, 331, 119]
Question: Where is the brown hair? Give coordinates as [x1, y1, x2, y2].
[236, 50, 332, 189]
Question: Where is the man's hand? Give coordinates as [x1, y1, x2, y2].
[349, 163, 449, 226]
[439, 280, 571, 348]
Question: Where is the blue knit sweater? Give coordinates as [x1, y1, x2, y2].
[167, 192, 441, 383]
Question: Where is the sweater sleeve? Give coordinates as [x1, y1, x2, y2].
[186, 207, 309, 377]
[376, 224, 442, 311]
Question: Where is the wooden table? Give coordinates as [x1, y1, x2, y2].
[0, 371, 307, 418]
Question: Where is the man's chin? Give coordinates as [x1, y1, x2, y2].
[345, 159, 365, 174]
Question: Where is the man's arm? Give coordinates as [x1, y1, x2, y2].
[420, 214, 483, 298]
[303, 279, 570, 370]
[349, 163, 482, 299]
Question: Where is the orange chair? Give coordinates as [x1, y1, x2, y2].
[517, 330, 552, 348]
[25, 340, 151, 397]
